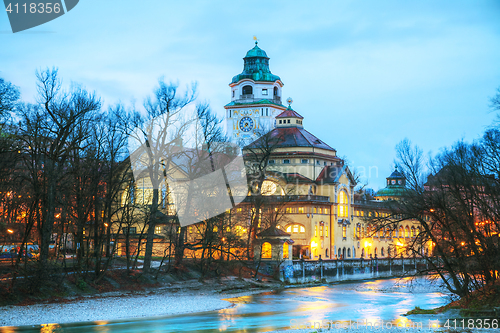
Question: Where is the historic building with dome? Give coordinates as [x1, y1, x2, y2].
[226, 43, 424, 260]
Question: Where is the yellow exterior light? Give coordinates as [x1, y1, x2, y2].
[7, 229, 14, 234]
[311, 240, 317, 248]
[364, 241, 372, 247]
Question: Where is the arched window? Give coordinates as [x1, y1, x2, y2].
[283, 243, 289, 259]
[361, 248, 365, 257]
[342, 247, 346, 259]
[411, 227, 415, 238]
[381, 247, 385, 257]
[392, 227, 396, 238]
[338, 190, 348, 217]
[353, 247, 356, 258]
[416, 227, 420, 236]
[405, 226, 410, 238]
[286, 224, 305, 233]
[338, 248, 341, 258]
[325, 248, 329, 257]
[356, 223, 361, 238]
[242, 85, 253, 95]
[347, 248, 351, 257]
[274, 86, 278, 96]
[398, 226, 404, 238]
[367, 224, 372, 237]
[261, 242, 272, 259]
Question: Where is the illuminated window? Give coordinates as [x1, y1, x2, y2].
[315, 226, 317, 237]
[298, 207, 305, 213]
[338, 190, 348, 217]
[287, 224, 305, 233]
[398, 226, 404, 238]
[261, 242, 272, 259]
[325, 208, 329, 214]
[154, 226, 162, 234]
[342, 225, 347, 238]
[213, 226, 218, 232]
[319, 208, 323, 214]
[405, 226, 410, 238]
[356, 223, 361, 237]
[283, 244, 289, 259]
[326, 226, 328, 237]
[320, 226, 323, 237]
[411, 227, 415, 237]
[226, 226, 231, 232]
[189, 226, 193, 234]
[313, 207, 317, 214]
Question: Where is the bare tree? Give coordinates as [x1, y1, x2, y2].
[129, 80, 196, 274]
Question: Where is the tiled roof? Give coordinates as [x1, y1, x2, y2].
[276, 109, 304, 119]
[245, 127, 336, 152]
[257, 226, 291, 238]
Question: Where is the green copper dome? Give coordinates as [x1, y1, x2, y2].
[245, 44, 269, 58]
[375, 167, 408, 199]
[231, 42, 281, 84]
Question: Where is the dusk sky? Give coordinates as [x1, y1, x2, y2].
[1, 0, 500, 190]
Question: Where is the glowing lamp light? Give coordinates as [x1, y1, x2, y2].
[311, 241, 317, 248]
[396, 242, 404, 247]
[7, 229, 14, 234]
[364, 241, 372, 247]
[461, 242, 465, 246]
[104, 223, 109, 228]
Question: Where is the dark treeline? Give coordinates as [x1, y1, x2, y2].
[0, 69, 288, 294]
[368, 88, 500, 297]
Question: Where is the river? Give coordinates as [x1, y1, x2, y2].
[11, 277, 449, 332]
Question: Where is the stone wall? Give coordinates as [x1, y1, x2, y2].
[275, 257, 431, 283]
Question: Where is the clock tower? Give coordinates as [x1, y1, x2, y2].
[225, 41, 287, 145]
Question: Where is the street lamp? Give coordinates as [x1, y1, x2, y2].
[7, 229, 13, 234]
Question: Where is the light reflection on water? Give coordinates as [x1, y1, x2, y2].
[8, 277, 448, 333]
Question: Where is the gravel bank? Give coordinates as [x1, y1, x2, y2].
[0, 291, 234, 327]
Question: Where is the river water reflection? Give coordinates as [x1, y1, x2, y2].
[13, 277, 449, 333]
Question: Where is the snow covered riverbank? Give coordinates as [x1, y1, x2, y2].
[0, 291, 234, 327]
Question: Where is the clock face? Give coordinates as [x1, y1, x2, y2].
[239, 117, 254, 132]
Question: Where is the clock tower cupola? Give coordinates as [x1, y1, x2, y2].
[225, 40, 287, 145]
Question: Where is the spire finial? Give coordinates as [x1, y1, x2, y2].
[286, 97, 293, 109]
[253, 36, 258, 45]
